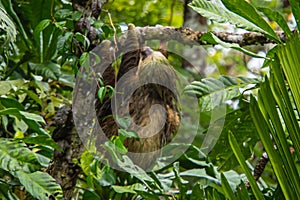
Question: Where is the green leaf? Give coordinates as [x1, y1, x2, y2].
[173, 162, 189, 199]
[0, 181, 19, 200]
[19, 89, 42, 106]
[277, 35, 300, 126]
[74, 32, 90, 50]
[220, 0, 280, 42]
[117, 155, 154, 182]
[0, 108, 22, 119]
[116, 116, 131, 129]
[228, 132, 265, 200]
[220, 173, 236, 199]
[19, 111, 45, 124]
[113, 136, 128, 154]
[257, 76, 300, 198]
[183, 75, 260, 111]
[261, 45, 278, 68]
[0, 80, 25, 95]
[29, 62, 61, 80]
[289, 0, 300, 32]
[21, 136, 62, 151]
[80, 151, 94, 175]
[201, 32, 267, 58]
[208, 103, 259, 171]
[57, 32, 73, 54]
[96, 166, 116, 187]
[250, 96, 294, 199]
[257, 7, 292, 38]
[33, 19, 52, 42]
[112, 183, 145, 194]
[0, 139, 42, 175]
[97, 86, 107, 103]
[190, 183, 204, 200]
[118, 129, 139, 139]
[271, 55, 300, 161]
[80, 52, 91, 73]
[0, 109, 46, 135]
[82, 190, 100, 199]
[180, 169, 221, 187]
[189, 0, 272, 37]
[72, 11, 83, 20]
[0, 6, 16, 47]
[17, 171, 62, 200]
[1, 0, 29, 47]
[106, 85, 115, 98]
[0, 97, 24, 111]
[22, 118, 49, 136]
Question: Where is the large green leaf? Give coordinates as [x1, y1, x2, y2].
[0, 108, 22, 119]
[208, 103, 259, 171]
[0, 97, 25, 111]
[277, 35, 300, 123]
[33, 19, 52, 42]
[0, 80, 25, 95]
[250, 35, 300, 199]
[29, 62, 62, 80]
[220, 173, 236, 199]
[189, 0, 274, 38]
[0, 107, 48, 135]
[257, 7, 292, 38]
[271, 56, 300, 160]
[19, 111, 45, 124]
[259, 78, 300, 193]
[0, 139, 41, 175]
[221, 0, 280, 42]
[0, 6, 16, 48]
[21, 135, 62, 151]
[250, 96, 295, 199]
[183, 75, 260, 111]
[250, 37, 300, 198]
[180, 168, 222, 188]
[16, 0, 52, 28]
[1, 0, 30, 47]
[228, 132, 265, 200]
[265, 80, 300, 194]
[180, 167, 243, 196]
[17, 171, 62, 200]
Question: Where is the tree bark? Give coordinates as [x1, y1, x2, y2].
[47, 106, 84, 200]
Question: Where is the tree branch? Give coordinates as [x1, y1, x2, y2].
[135, 26, 286, 46]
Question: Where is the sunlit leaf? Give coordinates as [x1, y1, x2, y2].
[17, 171, 62, 200]
[183, 75, 260, 111]
[257, 7, 292, 38]
[221, 0, 280, 42]
[97, 86, 107, 103]
[0, 139, 42, 175]
[189, 0, 273, 38]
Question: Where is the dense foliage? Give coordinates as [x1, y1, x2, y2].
[0, 0, 299, 199]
